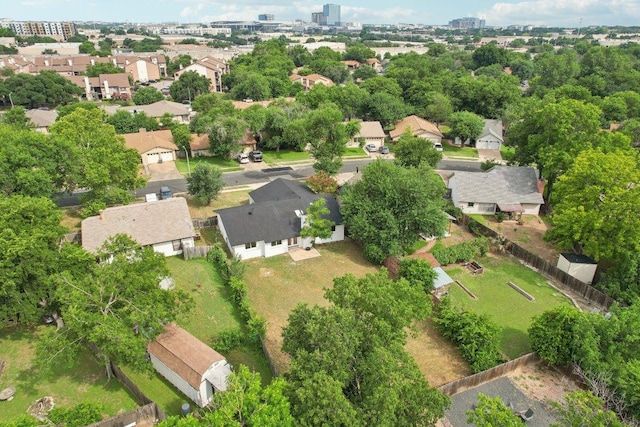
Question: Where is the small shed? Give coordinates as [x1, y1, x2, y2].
[557, 253, 598, 284]
[147, 323, 232, 407]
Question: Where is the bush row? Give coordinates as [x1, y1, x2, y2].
[432, 237, 490, 266]
[434, 297, 503, 373]
[206, 244, 266, 351]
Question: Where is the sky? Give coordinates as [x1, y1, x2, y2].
[4, 0, 640, 27]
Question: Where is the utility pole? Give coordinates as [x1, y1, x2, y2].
[577, 17, 583, 37]
[184, 146, 191, 176]
[8, 92, 14, 108]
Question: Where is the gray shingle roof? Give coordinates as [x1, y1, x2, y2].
[81, 198, 195, 253]
[217, 179, 341, 246]
[448, 166, 544, 205]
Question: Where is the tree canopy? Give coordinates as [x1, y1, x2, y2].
[186, 163, 224, 205]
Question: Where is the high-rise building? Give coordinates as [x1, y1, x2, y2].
[448, 17, 486, 29]
[311, 12, 324, 25]
[322, 4, 341, 26]
[258, 14, 274, 21]
[0, 20, 77, 40]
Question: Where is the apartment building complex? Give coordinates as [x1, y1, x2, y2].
[0, 20, 77, 40]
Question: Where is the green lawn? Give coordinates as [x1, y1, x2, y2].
[0, 327, 138, 422]
[176, 157, 241, 175]
[167, 257, 273, 382]
[442, 142, 479, 158]
[444, 255, 572, 359]
[343, 147, 370, 157]
[261, 149, 311, 164]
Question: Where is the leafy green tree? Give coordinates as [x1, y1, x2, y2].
[240, 104, 268, 142]
[170, 71, 211, 103]
[398, 258, 437, 293]
[38, 235, 193, 376]
[170, 123, 192, 152]
[364, 91, 410, 128]
[547, 149, 640, 264]
[341, 160, 448, 263]
[166, 54, 192, 76]
[50, 108, 145, 214]
[230, 72, 272, 101]
[56, 101, 102, 119]
[530, 49, 580, 94]
[48, 402, 104, 427]
[394, 133, 442, 168]
[550, 390, 623, 427]
[206, 115, 248, 159]
[449, 111, 485, 143]
[106, 109, 159, 134]
[528, 305, 583, 366]
[85, 62, 124, 77]
[300, 198, 335, 245]
[422, 92, 453, 125]
[360, 76, 403, 98]
[466, 394, 524, 426]
[0, 71, 82, 108]
[186, 163, 223, 205]
[305, 172, 339, 194]
[329, 83, 369, 119]
[352, 65, 377, 81]
[305, 104, 359, 175]
[133, 86, 164, 105]
[0, 106, 32, 129]
[0, 196, 69, 326]
[472, 43, 509, 68]
[205, 365, 295, 427]
[343, 44, 376, 63]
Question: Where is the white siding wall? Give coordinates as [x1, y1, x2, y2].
[203, 359, 232, 392]
[475, 134, 502, 150]
[459, 202, 496, 215]
[263, 240, 289, 257]
[152, 241, 181, 256]
[149, 354, 202, 406]
[231, 242, 262, 260]
[315, 224, 345, 244]
[417, 132, 442, 144]
[521, 203, 541, 215]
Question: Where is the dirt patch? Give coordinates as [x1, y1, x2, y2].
[259, 268, 273, 277]
[506, 362, 579, 407]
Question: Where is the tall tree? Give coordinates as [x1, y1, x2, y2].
[448, 111, 485, 144]
[341, 160, 448, 263]
[206, 115, 248, 158]
[133, 86, 164, 105]
[300, 198, 335, 245]
[49, 108, 145, 214]
[394, 133, 442, 168]
[170, 71, 211, 103]
[551, 390, 624, 427]
[186, 163, 224, 205]
[38, 235, 193, 376]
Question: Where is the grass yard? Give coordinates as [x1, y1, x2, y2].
[59, 207, 83, 232]
[444, 255, 572, 359]
[261, 149, 311, 165]
[181, 191, 251, 219]
[442, 141, 479, 158]
[0, 327, 138, 422]
[343, 147, 370, 157]
[167, 257, 273, 381]
[176, 157, 241, 175]
[243, 239, 470, 385]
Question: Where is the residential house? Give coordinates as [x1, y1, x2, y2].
[456, 119, 504, 150]
[408, 252, 454, 297]
[114, 55, 167, 79]
[342, 60, 361, 69]
[25, 109, 58, 133]
[174, 56, 229, 93]
[216, 178, 344, 260]
[122, 129, 179, 165]
[289, 73, 334, 90]
[64, 73, 132, 100]
[348, 121, 386, 150]
[190, 133, 211, 157]
[0, 55, 35, 74]
[120, 100, 191, 124]
[147, 323, 231, 407]
[448, 166, 544, 216]
[366, 57, 382, 71]
[390, 115, 443, 144]
[81, 197, 196, 256]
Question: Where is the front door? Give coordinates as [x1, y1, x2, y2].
[288, 237, 298, 246]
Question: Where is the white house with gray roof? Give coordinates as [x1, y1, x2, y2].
[448, 166, 544, 216]
[456, 119, 504, 150]
[216, 178, 344, 260]
[81, 197, 196, 256]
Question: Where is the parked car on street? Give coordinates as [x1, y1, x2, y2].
[378, 145, 390, 154]
[365, 143, 377, 152]
[237, 153, 249, 164]
[249, 150, 263, 162]
[160, 186, 172, 200]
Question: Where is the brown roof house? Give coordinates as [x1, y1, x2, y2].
[390, 115, 443, 144]
[120, 100, 191, 124]
[289, 73, 334, 90]
[122, 129, 178, 166]
[25, 109, 58, 133]
[348, 121, 386, 150]
[147, 323, 231, 407]
[174, 56, 229, 93]
[65, 73, 132, 100]
[81, 197, 196, 257]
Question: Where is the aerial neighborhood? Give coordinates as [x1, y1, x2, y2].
[2, 3, 640, 426]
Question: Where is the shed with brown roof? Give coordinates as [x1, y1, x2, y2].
[148, 323, 231, 407]
[81, 197, 196, 256]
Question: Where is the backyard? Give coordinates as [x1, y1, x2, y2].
[243, 239, 469, 385]
[444, 254, 573, 359]
[0, 326, 138, 422]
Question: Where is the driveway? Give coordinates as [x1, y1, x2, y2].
[146, 162, 183, 182]
[477, 149, 502, 163]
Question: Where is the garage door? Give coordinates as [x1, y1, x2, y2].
[477, 140, 501, 150]
[146, 153, 160, 164]
[160, 151, 174, 162]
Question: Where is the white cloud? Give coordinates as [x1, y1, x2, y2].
[480, 0, 640, 26]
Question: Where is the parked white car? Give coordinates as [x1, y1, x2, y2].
[433, 142, 443, 152]
[237, 153, 250, 164]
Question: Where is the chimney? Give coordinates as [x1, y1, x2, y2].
[99, 210, 105, 221]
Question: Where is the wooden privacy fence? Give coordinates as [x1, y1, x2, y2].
[439, 353, 539, 396]
[461, 215, 615, 309]
[88, 402, 166, 427]
[183, 245, 214, 260]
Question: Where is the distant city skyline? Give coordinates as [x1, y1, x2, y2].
[3, 0, 639, 27]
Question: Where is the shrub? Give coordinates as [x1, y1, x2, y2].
[364, 243, 386, 265]
[228, 277, 247, 304]
[399, 258, 438, 293]
[496, 212, 505, 223]
[214, 328, 245, 352]
[432, 237, 489, 265]
[206, 243, 227, 269]
[306, 171, 339, 194]
[48, 402, 104, 427]
[247, 315, 267, 341]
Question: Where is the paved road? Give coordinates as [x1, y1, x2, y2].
[54, 158, 482, 207]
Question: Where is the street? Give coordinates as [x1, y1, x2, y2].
[54, 158, 482, 207]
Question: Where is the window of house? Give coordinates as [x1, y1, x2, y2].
[271, 240, 282, 246]
[331, 225, 336, 231]
[172, 240, 182, 251]
[245, 242, 257, 249]
[468, 202, 475, 207]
